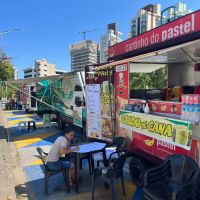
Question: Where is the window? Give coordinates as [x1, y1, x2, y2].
[129, 62, 167, 100]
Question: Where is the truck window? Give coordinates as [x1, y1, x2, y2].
[129, 63, 167, 100]
[74, 85, 82, 91]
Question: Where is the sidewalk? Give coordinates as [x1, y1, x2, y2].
[1, 110, 140, 200]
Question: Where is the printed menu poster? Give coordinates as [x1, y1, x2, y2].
[86, 84, 102, 139]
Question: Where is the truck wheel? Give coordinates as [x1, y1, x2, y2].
[129, 156, 148, 188]
[57, 117, 65, 130]
[196, 173, 200, 200]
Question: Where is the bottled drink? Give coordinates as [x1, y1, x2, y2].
[193, 106, 199, 123]
[181, 105, 186, 120]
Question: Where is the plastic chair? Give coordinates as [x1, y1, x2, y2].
[18, 121, 27, 132]
[43, 114, 51, 128]
[91, 153, 127, 200]
[27, 120, 36, 131]
[143, 154, 200, 200]
[92, 137, 128, 168]
[36, 147, 70, 194]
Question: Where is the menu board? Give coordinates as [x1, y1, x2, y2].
[86, 84, 102, 139]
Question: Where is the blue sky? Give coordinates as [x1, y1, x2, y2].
[0, 0, 199, 78]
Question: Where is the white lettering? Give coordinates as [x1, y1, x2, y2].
[179, 24, 184, 34]
[174, 25, 179, 37]
[192, 13, 195, 31]
[155, 33, 159, 42]
[162, 30, 167, 42]
[161, 13, 195, 42]
[157, 140, 176, 150]
[168, 28, 174, 39]
[184, 21, 191, 33]
[125, 37, 149, 52]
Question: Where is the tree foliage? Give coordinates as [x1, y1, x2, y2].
[0, 50, 14, 81]
[129, 66, 167, 89]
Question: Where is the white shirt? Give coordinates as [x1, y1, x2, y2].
[46, 136, 69, 162]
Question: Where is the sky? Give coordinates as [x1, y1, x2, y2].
[0, 0, 199, 78]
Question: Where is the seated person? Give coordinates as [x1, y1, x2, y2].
[46, 128, 79, 186]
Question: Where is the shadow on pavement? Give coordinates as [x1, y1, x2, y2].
[20, 162, 136, 200]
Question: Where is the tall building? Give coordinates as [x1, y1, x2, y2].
[23, 59, 56, 79]
[23, 67, 35, 79]
[69, 40, 99, 72]
[161, 2, 193, 24]
[13, 67, 18, 80]
[100, 23, 122, 63]
[129, 4, 161, 37]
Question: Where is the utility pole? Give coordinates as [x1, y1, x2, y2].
[0, 29, 22, 35]
[0, 29, 21, 61]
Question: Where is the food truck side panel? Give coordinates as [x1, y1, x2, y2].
[36, 73, 85, 128]
[113, 62, 200, 167]
[88, 10, 200, 187]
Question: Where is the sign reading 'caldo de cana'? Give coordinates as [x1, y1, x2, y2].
[120, 110, 192, 150]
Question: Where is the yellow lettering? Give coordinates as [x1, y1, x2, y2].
[148, 120, 154, 132]
[135, 118, 141, 128]
[158, 123, 166, 135]
[141, 121, 147, 130]
[153, 122, 159, 134]
[163, 124, 173, 137]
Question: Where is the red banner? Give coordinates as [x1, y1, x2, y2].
[108, 10, 200, 59]
[131, 132, 197, 161]
[115, 64, 129, 99]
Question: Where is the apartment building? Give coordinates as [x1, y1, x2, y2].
[130, 4, 161, 37]
[23, 59, 56, 78]
[161, 2, 193, 24]
[13, 67, 18, 80]
[69, 40, 99, 72]
[100, 23, 122, 63]
[23, 67, 36, 79]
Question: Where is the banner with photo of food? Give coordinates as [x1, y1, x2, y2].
[100, 80, 114, 141]
[86, 66, 114, 142]
[120, 110, 192, 150]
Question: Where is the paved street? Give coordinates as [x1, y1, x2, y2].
[1, 110, 142, 200]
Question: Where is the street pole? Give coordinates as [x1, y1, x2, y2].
[0, 29, 22, 35]
[0, 29, 22, 61]
[5, 83, 7, 102]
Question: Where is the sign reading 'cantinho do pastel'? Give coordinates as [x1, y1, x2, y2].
[108, 11, 200, 59]
[120, 110, 192, 150]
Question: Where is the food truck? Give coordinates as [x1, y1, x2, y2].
[85, 10, 200, 187]
[8, 72, 86, 129]
[36, 72, 86, 129]
[21, 83, 37, 112]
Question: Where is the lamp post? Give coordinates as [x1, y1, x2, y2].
[0, 28, 22, 35]
[0, 28, 21, 101]
[0, 29, 22, 61]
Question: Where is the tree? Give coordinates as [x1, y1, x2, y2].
[129, 66, 167, 89]
[0, 50, 14, 81]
